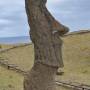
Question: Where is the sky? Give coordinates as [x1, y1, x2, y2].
[0, 0, 90, 37]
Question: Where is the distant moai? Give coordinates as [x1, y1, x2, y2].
[24, 0, 69, 90]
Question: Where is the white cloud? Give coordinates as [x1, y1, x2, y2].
[0, 0, 29, 37]
[0, 0, 90, 38]
[47, 0, 66, 4]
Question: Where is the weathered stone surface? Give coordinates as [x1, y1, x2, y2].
[24, 0, 69, 90]
[25, 0, 69, 67]
[24, 63, 57, 90]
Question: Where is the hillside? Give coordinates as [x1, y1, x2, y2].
[0, 31, 90, 90]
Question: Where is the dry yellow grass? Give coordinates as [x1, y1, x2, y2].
[0, 44, 34, 71]
[59, 33, 90, 84]
[0, 66, 23, 90]
[0, 44, 14, 49]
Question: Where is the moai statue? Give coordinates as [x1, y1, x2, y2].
[24, 0, 69, 90]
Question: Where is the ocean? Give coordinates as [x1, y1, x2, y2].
[0, 36, 31, 44]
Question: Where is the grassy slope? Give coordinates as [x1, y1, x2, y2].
[0, 32, 90, 89]
[0, 44, 34, 71]
[0, 66, 23, 90]
[0, 44, 14, 49]
[58, 33, 90, 84]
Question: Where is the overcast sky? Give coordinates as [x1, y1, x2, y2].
[0, 0, 90, 37]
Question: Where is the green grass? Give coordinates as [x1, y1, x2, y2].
[0, 32, 90, 89]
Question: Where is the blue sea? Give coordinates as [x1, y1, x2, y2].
[0, 36, 31, 44]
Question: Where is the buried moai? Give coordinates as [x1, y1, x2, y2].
[24, 0, 69, 90]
